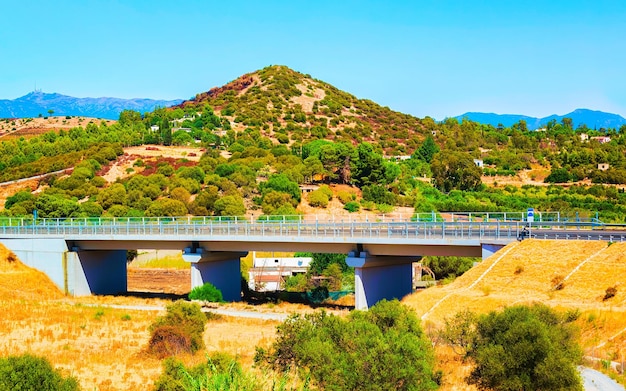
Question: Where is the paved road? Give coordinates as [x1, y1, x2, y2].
[581, 367, 625, 391]
[90, 303, 289, 321]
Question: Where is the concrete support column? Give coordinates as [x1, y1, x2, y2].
[183, 249, 247, 302]
[68, 249, 127, 296]
[346, 252, 416, 310]
[481, 243, 506, 260]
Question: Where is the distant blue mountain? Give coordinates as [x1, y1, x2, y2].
[0, 91, 183, 120]
[453, 109, 626, 130]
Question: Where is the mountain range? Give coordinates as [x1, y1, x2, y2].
[0, 91, 183, 120]
[453, 109, 626, 130]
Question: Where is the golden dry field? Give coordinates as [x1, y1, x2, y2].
[0, 244, 283, 391]
[405, 239, 626, 389]
[2, 240, 626, 390]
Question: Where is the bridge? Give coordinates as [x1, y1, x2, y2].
[0, 215, 624, 309]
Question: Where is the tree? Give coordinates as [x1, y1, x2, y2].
[466, 304, 582, 391]
[256, 300, 439, 391]
[213, 195, 246, 217]
[261, 190, 294, 215]
[260, 174, 301, 203]
[352, 142, 386, 186]
[422, 256, 476, 280]
[413, 135, 440, 163]
[34, 193, 80, 218]
[118, 109, 142, 125]
[562, 117, 573, 129]
[431, 152, 482, 192]
[160, 118, 172, 146]
[0, 354, 79, 391]
[47, 109, 54, 117]
[96, 183, 127, 210]
[145, 199, 188, 217]
[308, 253, 349, 275]
[545, 167, 572, 183]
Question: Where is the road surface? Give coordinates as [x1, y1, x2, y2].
[581, 367, 625, 391]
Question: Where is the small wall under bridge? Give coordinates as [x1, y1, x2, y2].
[0, 236, 506, 309]
[1, 238, 127, 296]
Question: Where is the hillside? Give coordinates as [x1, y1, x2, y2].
[173, 65, 429, 152]
[454, 108, 626, 130]
[0, 245, 63, 300]
[405, 240, 626, 360]
[0, 91, 182, 120]
[2, 64, 626, 226]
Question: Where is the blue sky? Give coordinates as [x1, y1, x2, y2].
[1, 0, 625, 119]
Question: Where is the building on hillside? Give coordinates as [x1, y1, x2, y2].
[386, 155, 411, 162]
[300, 184, 320, 193]
[248, 255, 312, 292]
[150, 125, 159, 132]
[473, 159, 484, 167]
[591, 136, 611, 144]
[598, 163, 610, 171]
[580, 133, 589, 142]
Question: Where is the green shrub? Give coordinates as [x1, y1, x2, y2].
[154, 352, 309, 391]
[0, 354, 80, 391]
[148, 300, 207, 357]
[256, 300, 438, 391]
[344, 201, 360, 212]
[189, 283, 223, 302]
[466, 304, 582, 391]
[307, 190, 329, 208]
[318, 184, 333, 199]
[376, 203, 394, 213]
[337, 190, 355, 204]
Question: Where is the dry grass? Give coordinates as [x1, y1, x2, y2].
[405, 239, 626, 389]
[5, 238, 626, 390]
[0, 243, 280, 391]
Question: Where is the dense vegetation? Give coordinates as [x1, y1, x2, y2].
[441, 304, 583, 391]
[255, 300, 439, 391]
[0, 354, 80, 391]
[2, 65, 626, 223]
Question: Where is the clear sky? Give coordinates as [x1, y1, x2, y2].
[1, 0, 625, 120]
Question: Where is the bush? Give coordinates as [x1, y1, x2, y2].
[189, 282, 223, 302]
[466, 304, 582, 391]
[148, 300, 207, 357]
[256, 300, 438, 391]
[604, 286, 618, 301]
[148, 325, 193, 359]
[307, 189, 329, 208]
[344, 201, 360, 212]
[153, 352, 302, 391]
[0, 354, 80, 391]
[337, 190, 355, 204]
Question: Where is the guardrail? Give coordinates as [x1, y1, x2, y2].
[0, 217, 624, 243]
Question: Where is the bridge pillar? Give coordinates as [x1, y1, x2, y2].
[346, 252, 416, 310]
[481, 243, 506, 260]
[68, 249, 127, 295]
[183, 249, 246, 302]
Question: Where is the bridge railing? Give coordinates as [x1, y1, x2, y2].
[0, 217, 623, 242]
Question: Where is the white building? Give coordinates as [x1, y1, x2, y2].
[248, 256, 312, 292]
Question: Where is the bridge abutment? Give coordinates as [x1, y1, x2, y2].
[0, 239, 127, 295]
[481, 243, 506, 260]
[346, 252, 416, 310]
[183, 249, 246, 302]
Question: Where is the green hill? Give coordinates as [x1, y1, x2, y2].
[2, 65, 626, 223]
